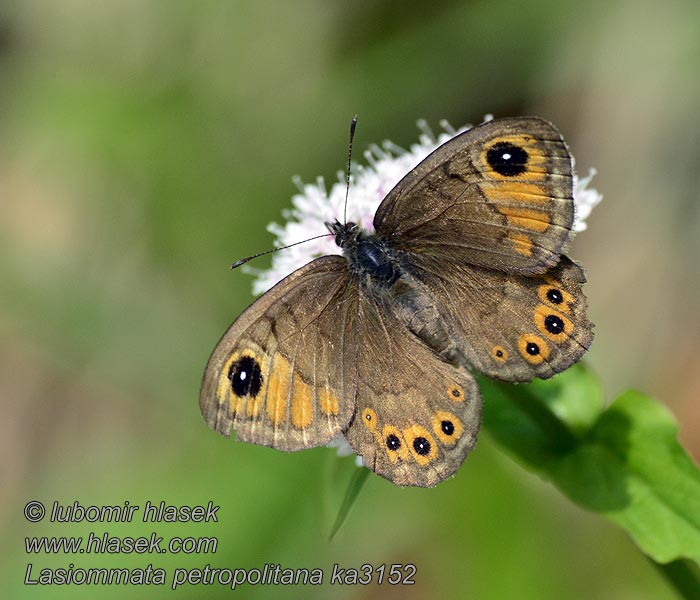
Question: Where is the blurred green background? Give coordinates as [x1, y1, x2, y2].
[2, 1, 699, 598]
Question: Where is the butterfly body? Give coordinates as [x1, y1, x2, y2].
[333, 220, 402, 286]
[200, 117, 594, 487]
[333, 220, 459, 365]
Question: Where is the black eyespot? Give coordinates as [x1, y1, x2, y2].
[544, 315, 565, 335]
[441, 420, 455, 436]
[228, 356, 263, 397]
[486, 142, 529, 176]
[495, 349, 504, 357]
[546, 288, 564, 304]
[386, 434, 401, 452]
[451, 388, 461, 398]
[526, 342, 540, 356]
[413, 437, 431, 456]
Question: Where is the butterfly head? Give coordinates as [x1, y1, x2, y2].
[325, 219, 360, 249]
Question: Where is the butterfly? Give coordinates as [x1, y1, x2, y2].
[199, 117, 594, 487]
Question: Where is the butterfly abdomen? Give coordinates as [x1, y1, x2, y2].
[344, 228, 458, 363]
[392, 284, 457, 362]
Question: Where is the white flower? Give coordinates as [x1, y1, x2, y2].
[246, 117, 601, 462]
[326, 434, 364, 467]
[572, 167, 603, 232]
[250, 117, 601, 294]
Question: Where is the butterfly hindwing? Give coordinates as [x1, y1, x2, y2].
[342, 290, 482, 487]
[374, 117, 574, 275]
[402, 254, 593, 382]
[199, 256, 359, 450]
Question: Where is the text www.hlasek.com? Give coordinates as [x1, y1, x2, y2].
[25, 532, 217, 555]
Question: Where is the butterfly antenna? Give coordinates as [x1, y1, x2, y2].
[230, 233, 333, 269]
[343, 114, 358, 226]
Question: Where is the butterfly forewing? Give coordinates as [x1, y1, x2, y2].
[199, 256, 359, 450]
[374, 117, 574, 275]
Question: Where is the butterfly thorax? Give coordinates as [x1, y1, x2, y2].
[327, 219, 401, 286]
[326, 219, 458, 360]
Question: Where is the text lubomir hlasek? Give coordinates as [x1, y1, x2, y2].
[48, 501, 219, 523]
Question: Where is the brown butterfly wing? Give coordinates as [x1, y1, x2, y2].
[342, 290, 482, 487]
[374, 117, 574, 275]
[199, 256, 359, 450]
[401, 254, 593, 382]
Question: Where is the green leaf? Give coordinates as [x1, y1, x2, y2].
[329, 467, 370, 540]
[552, 390, 700, 563]
[654, 558, 700, 600]
[483, 365, 700, 565]
[480, 363, 604, 466]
